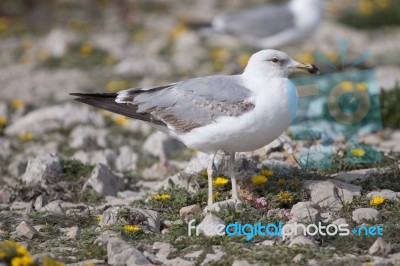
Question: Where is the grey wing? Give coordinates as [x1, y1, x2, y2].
[213, 4, 295, 38]
[116, 75, 255, 132]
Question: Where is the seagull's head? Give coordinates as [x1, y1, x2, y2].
[243, 49, 319, 79]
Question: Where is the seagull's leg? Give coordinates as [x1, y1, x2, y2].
[207, 151, 218, 206]
[229, 152, 239, 201]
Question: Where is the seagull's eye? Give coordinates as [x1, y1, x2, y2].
[270, 58, 279, 63]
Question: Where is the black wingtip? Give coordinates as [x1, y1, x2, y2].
[69, 92, 117, 98]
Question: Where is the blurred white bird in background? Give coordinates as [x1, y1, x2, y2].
[191, 0, 325, 48]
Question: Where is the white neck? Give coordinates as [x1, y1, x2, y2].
[241, 73, 286, 94]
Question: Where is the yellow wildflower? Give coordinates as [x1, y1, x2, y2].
[123, 225, 141, 232]
[106, 80, 130, 92]
[351, 148, 365, 157]
[170, 24, 188, 39]
[97, 215, 103, 221]
[152, 194, 171, 200]
[0, 116, 7, 127]
[19, 133, 33, 142]
[113, 115, 128, 125]
[0, 241, 34, 266]
[213, 177, 229, 187]
[370, 196, 385, 206]
[251, 175, 268, 185]
[80, 42, 93, 57]
[11, 99, 25, 109]
[10, 256, 34, 266]
[278, 178, 286, 185]
[42, 256, 65, 266]
[277, 191, 294, 203]
[15, 245, 29, 256]
[261, 169, 274, 177]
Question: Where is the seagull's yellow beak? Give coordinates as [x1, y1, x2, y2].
[290, 62, 320, 74]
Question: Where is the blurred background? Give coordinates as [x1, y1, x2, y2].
[0, 0, 399, 105]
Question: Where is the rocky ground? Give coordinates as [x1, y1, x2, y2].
[1, 0, 400, 265]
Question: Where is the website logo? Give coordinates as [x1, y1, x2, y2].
[188, 220, 383, 241]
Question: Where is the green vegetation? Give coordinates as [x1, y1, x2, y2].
[39, 42, 114, 70]
[79, 189, 104, 205]
[62, 159, 94, 182]
[26, 212, 106, 262]
[338, 0, 400, 29]
[380, 84, 400, 129]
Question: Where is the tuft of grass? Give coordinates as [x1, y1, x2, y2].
[380, 84, 400, 129]
[147, 187, 196, 221]
[359, 164, 400, 191]
[79, 189, 104, 205]
[28, 211, 97, 229]
[62, 159, 94, 182]
[74, 226, 107, 261]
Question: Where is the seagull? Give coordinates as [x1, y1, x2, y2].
[201, 0, 324, 48]
[71, 49, 319, 208]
